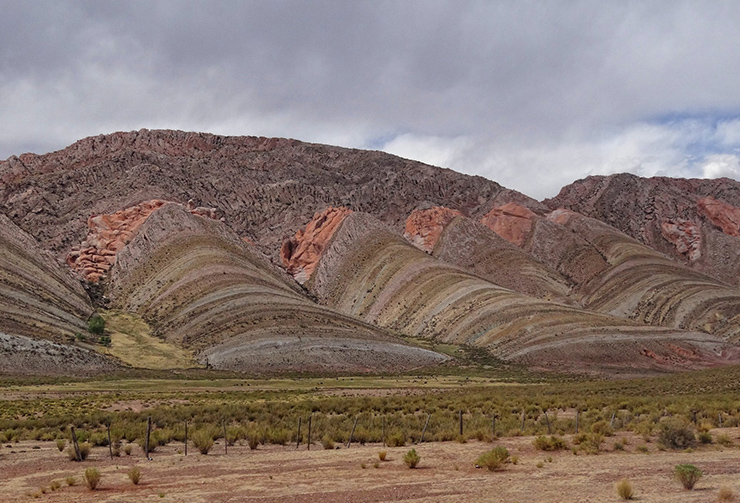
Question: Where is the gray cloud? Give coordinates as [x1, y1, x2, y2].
[2, 0, 740, 198]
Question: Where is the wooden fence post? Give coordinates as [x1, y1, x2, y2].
[543, 410, 551, 435]
[70, 426, 81, 462]
[184, 421, 188, 456]
[382, 416, 386, 447]
[609, 411, 616, 428]
[296, 417, 302, 449]
[307, 415, 312, 450]
[223, 420, 228, 455]
[145, 416, 152, 459]
[107, 422, 113, 459]
[347, 416, 359, 448]
[419, 414, 431, 444]
[575, 410, 579, 434]
[719, 412, 723, 428]
[521, 411, 525, 432]
[492, 415, 496, 440]
[459, 410, 463, 437]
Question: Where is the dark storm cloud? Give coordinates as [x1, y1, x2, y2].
[2, 1, 740, 197]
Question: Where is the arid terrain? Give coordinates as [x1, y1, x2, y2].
[3, 430, 739, 502]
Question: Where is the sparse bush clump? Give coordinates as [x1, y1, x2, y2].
[615, 479, 634, 500]
[658, 419, 696, 450]
[674, 464, 702, 490]
[698, 431, 713, 444]
[716, 433, 733, 446]
[66, 442, 91, 461]
[403, 448, 420, 468]
[65, 476, 76, 486]
[87, 314, 105, 335]
[83, 467, 101, 490]
[387, 432, 405, 447]
[56, 439, 66, 452]
[590, 420, 613, 437]
[533, 435, 567, 451]
[476, 446, 510, 471]
[192, 429, 215, 455]
[321, 435, 334, 450]
[49, 480, 61, 491]
[718, 486, 736, 501]
[378, 450, 387, 461]
[128, 466, 141, 485]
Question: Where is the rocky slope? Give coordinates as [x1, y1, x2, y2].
[0, 129, 544, 265]
[404, 208, 572, 301]
[292, 209, 738, 376]
[0, 213, 118, 375]
[109, 203, 447, 374]
[546, 173, 740, 286]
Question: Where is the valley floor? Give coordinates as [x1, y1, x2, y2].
[2, 429, 739, 502]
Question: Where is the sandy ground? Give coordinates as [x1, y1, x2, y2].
[1, 430, 739, 502]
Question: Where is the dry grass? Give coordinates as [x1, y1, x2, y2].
[83, 468, 101, 490]
[615, 479, 634, 499]
[718, 486, 736, 501]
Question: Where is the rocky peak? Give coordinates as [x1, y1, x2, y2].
[281, 206, 353, 284]
[403, 206, 464, 253]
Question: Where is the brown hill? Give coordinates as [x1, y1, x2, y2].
[0, 129, 544, 265]
[108, 203, 447, 373]
[291, 209, 738, 377]
[545, 173, 740, 286]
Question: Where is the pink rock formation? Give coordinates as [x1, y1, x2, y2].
[698, 196, 740, 237]
[67, 199, 218, 282]
[403, 207, 463, 253]
[281, 207, 353, 283]
[479, 202, 537, 247]
[661, 219, 702, 262]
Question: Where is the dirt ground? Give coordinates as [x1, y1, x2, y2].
[1, 429, 738, 502]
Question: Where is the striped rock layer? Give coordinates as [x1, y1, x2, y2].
[298, 211, 739, 376]
[109, 204, 447, 374]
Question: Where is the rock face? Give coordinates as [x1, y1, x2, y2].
[660, 219, 702, 262]
[298, 211, 738, 377]
[0, 129, 544, 265]
[545, 173, 740, 285]
[281, 206, 353, 283]
[698, 196, 740, 237]
[479, 202, 537, 247]
[109, 203, 447, 374]
[403, 207, 464, 253]
[66, 199, 219, 282]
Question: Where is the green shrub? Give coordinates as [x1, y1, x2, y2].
[128, 467, 141, 485]
[533, 435, 567, 451]
[716, 433, 733, 446]
[387, 432, 405, 447]
[674, 464, 702, 490]
[615, 478, 634, 499]
[378, 450, 387, 461]
[192, 429, 214, 455]
[66, 442, 91, 461]
[590, 420, 613, 437]
[83, 467, 101, 490]
[248, 435, 260, 450]
[476, 446, 510, 471]
[698, 431, 713, 444]
[56, 439, 66, 452]
[403, 448, 420, 468]
[87, 314, 105, 335]
[658, 419, 696, 450]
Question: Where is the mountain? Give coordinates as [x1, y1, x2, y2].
[2, 129, 740, 377]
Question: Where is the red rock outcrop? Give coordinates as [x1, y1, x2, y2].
[660, 219, 702, 262]
[479, 202, 537, 247]
[67, 199, 219, 282]
[403, 206, 464, 253]
[698, 196, 740, 237]
[281, 207, 353, 283]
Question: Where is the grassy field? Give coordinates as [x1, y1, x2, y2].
[1, 363, 739, 455]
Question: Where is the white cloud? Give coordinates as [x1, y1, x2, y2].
[702, 154, 740, 179]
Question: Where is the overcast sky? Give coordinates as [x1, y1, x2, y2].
[2, 1, 740, 199]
